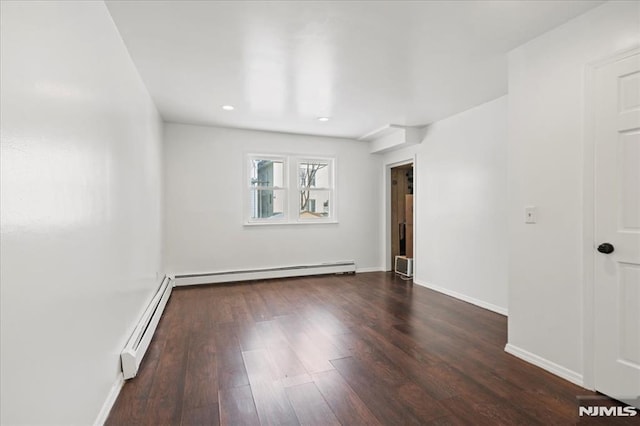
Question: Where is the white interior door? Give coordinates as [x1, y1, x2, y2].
[594, 52, 640, 408]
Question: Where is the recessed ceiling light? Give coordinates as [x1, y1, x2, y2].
[222, 105, 235, 111]
[317, 116, 330, 122]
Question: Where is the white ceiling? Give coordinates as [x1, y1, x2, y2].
[106, 0, 604, 139]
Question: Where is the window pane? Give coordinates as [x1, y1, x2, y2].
[298, 160, 330, 188]
[250, 189, 286, 219]
[299, 190, 330, 218]
[251, 159, 284, 187]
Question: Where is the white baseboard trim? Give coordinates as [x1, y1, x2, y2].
[504, 343, 584, 388]
[173, 261, 356, 286]
[356, 266, 386, 273]
[94, 373, 124, 426]
[413, 279, 508, 316]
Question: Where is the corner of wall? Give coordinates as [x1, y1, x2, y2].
[504, 343, 584, 388]
[93, 373, 125, 426]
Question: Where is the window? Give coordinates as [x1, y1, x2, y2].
[248, 156, 286, 221]
[246, 154, 335, 224]
[297, 159, 332, 220]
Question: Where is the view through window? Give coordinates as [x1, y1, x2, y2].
[247, 155, 334, 224]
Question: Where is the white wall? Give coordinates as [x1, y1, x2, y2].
[0, 2, 163, 424]
[382, 96, 508, 314]
[507, 0, 640, 381]
[163, 123, 382, 274]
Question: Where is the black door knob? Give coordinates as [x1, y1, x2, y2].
[597, 243, 615, 254]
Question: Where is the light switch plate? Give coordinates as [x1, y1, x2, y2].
[525, 206, 537, 224]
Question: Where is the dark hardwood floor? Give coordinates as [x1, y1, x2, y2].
[107, 272, 637, 425]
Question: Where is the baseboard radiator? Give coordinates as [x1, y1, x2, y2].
[121, 275, 173, 380]
[174, 260, 356, 286]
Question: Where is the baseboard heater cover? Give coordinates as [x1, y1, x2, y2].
[121, 275, 173, 380]
[173, 260, 356, 286]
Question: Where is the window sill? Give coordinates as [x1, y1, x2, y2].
[243, 220, 339, 227]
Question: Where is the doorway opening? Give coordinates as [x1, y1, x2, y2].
[390, 163, 414, 272]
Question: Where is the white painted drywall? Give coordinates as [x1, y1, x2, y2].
[381, 97, 508, 313]
[163, 123, 382, 275]
[507, 0, 639, 379]
[0, 2, 163, 424]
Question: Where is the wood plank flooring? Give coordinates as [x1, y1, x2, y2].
[107, 272, 637, 425]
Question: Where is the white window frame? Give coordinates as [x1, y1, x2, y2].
[244, 154, 337, 225]
[246, 154, 288, 224]
[295, 157, 335, 223]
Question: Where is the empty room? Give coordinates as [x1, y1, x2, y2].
[1, 0, 639, 424]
